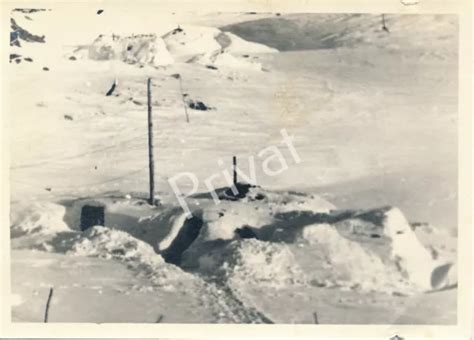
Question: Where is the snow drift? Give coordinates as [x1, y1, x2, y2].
[199, 239, 306, 289]
[10, 189, 456, 295]
[68, 226, 194, 288]
[11, 202, 69, 236]
[162, 25, 277, 70]
[162, 25, 223, 60]
[330, 207, 443, 290]
[300, 223, 414, 293]
[180, 189, 455, 294]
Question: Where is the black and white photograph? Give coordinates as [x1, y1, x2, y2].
[2, 0, 470, 334]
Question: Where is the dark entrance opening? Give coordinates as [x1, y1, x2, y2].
[161, 215, 203, 266]
[80, 205, 105, 231]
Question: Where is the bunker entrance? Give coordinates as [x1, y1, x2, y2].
[80, 205, 105, 231]
[161, 215, 203, 266]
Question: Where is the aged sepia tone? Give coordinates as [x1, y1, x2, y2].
[2, 1, 470, 336]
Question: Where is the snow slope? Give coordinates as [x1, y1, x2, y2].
[222, 14, 457, 56]
[224, 31, 278, 54]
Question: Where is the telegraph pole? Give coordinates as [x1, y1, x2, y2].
[233, 156, 237, 185]
[147, 78, 155, 205]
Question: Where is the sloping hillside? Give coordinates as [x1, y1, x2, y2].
[221, 14, 457, 54]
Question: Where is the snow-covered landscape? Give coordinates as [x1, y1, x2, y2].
[8, 8, 458, 324]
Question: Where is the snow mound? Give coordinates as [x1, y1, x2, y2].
[68, 226, 194, 287]
[162, 25, 223, 60]
[162, 25, 278, 62]
[197, 188, 335, 242]
[199, 239, 306, 288]
[333, 206, 453, 291]
[382, 207, 435, 288]
[69, 225, 160, 261]
[301, 223, 414, 293]
[73, 33, 174, 66]
[11, 202, 69, 236]
[182, 197, 452, 293]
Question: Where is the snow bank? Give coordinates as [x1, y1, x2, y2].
[61, 197, 193, 255]
[11, 202, 69, 236]
[11, 197, 197, 287]
[70, 225, 158, 261]
[301, 223, 414, 293]
[68, 226, 194, 287]
[199, 239, 306, 288]
[381, 207, 435, 289]
[10, 191, 453, 295]
[73, 34, 174, 66]
[182, 193, 452, 294]
[226, 240, 306, 288]
[162, 25, 278, 66]
[180, 188, 335, 271]
[331, 206, 454, 291]
[162, 25, 222, 60]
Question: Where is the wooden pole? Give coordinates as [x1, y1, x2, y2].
[147, 78, 155, 205]
[178, 76, 190, 123]
[233, 156, 237, 185]
[44, 287, 53, 322]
